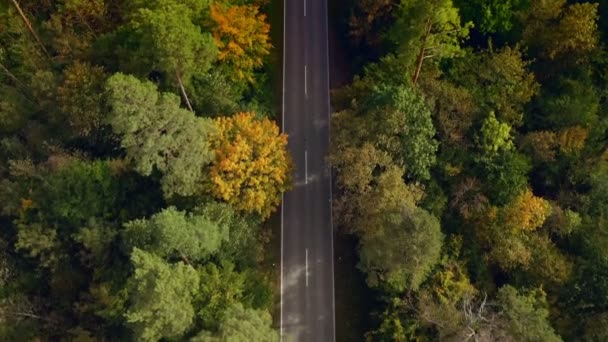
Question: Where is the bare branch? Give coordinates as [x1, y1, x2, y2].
[176, 71, 194, 112]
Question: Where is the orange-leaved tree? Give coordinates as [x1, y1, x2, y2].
[210, 3, 271, 82]
[209, 112, 290, 218]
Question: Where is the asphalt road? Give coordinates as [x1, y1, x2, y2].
[280, 0, 335, 341]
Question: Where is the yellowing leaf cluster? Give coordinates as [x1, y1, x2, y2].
[502, 189, 551, 232]
[209, 112, 290, 218]
[210, 3, 271, 82]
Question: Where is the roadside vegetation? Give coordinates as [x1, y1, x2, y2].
[0, 0, 286, 340]
[333, 0, 608, 340]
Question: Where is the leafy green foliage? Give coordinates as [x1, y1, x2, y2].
[334, 0, 608, 338]
[190, 70, 241, 117]
[389, 0, 472, 82]
[332, 83, 438, 181]
[2, 0, 608, 339]
[456, 0, 530, 33]
[123, 207, 229, 262]
[0, 2, 277, 340]
[476, 150, 531, 205]
[193, 202, 261, 266]
[358, 205, 443, 293]
[192, 304, 278, 342]
[477, 112, 514, 156]
[36, 159, 122, 226]
[105, 73, 215, 198]
[535, 77, 600, 130]
[450, 47, 539, 126]
[195, 261, 247, 329]
[125, 248, 199, 341]
[390, 0, 472, 59]
[330, 143, 422, 232]
[497, 286, 561, 342]
[123, 0, 217, 82]
[15, 222, 62, 269]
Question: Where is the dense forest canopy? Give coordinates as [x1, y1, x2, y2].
[0, 0, 284, 340]
[336, 0, 608, 340]
[3, 0, 608, 340]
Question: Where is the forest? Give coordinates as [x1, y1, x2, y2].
[0, 0, 286, 340]
[3, 0, 608, 340]
[332, 0, 608, 340]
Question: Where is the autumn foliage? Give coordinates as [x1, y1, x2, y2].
[209, 112, 290, 218]
[210, 3, 271, 82]
[502, 189, 552, 232]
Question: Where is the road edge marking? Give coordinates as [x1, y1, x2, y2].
[280, 0, 286, 339]
[324, 0, 337, 340]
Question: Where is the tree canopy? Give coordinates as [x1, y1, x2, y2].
[335, 0, 607, 339]
[0, 1, 280, 339]
[105, 73, 215, 198]
[208, 112, 290, 218]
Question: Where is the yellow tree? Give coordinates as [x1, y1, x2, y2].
[474, 193, 572, 285]
[209, 112, 290, 218]
[210, 3, 271, 82]
[502, 189, 551, 232]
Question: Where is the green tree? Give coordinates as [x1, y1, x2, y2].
[192, 304, 278, 342]
[195, 262, 247, 329]
[193, 202, 261, 266]
[476, 150, 531, 205]
[36, 159, 122, 227]
[330, 143, 422, 232]
[365, 85, 438, 180]
[455, 0, 530, 33]
[125, 248, 199, 341]
[562, 219, 608, 317]
[333, 84, 439, 181]
[358, 205, 443, 293]
[389, 0, 473, 84]
[355, 164, 424, 236]
[497, 286, 562, 342]
[418, 72, 476, 145]
[15, 222, 62, 269]
[477, 112, 514, 156]
[105, 73, 215, 199]
[124, 0, 217, 110]
[189, 70, 241, 117]
[123, 207, 229, 262]
[73, 219, 118, 269]
[535, 77, 600, 130]
[449, 47, 539, 126]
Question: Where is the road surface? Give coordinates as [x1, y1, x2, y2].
[280, 0, 335, 340]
